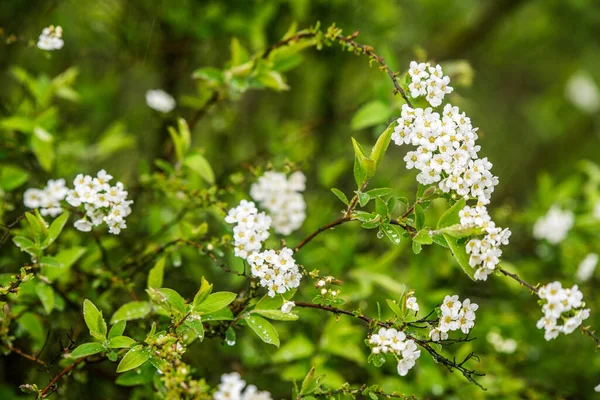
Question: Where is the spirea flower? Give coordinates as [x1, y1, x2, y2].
[536, 281, 590, 341]
[533, 205, 574, 244]
[214, 372, 272, 400]
[146, 89, 176, 113]
[408, 61, 453, 107]
[393, 102, 498, 205]
[281, 301, 295, 314]
[66, 170, 133, 235]
[429, 295, 478, 340]
[247, 248, 301, 297]
[461, 204, 511, 281]
[576, 253, 598, 282]
[250, 171, 307, 235]
[368, 327, 421, 376]
[405, 295, 419, 312]
[37, 25, 63, 51]
[225, 200, 271, 259]
[396, 62, 510, 281]
[24, 179, 68, 217]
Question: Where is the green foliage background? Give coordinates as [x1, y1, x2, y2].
[1, 0, 600, 399]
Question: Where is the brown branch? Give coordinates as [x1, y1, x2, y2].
[39, 356, 94, 398]
[3, 344, 46, 366]
[293, 217, 353, 253]
[497, 267, 538, 293]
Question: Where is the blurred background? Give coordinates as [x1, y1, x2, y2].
[1, 0, 600, 399]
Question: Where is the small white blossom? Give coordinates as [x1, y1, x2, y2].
[250, 171, 307, 235]
[146, 89, 176, 113]
[37, 25, 63, 51]
[576, 253, 598, 282]
[226, 200, 271, 260]
[565, 71, 600, 114]
[407, 62, 453, 107]
[281, 301, 295, 314]
[533, 205, 574, 244]
[406, 295, 419, 312]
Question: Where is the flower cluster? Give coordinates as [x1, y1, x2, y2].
[396, 61, 510, 280]
[225, 200, 271, 259]
[146, 89, 176, 113]
[369, 327, 421, 376]
[250, 171, 307, 235]
[214, 372, 272, 400]
[536, 281, 590, 341]
[65, 170, 133, 234]
[460, 204, 512, 280]
[429, 295, 478, 342]
[393, 103, 498, 203]
[37, 25, 64, 51]
[24, 179, 68, 217]
[408, 61, 453, 107]
[533, 205, 574, 244]
[247, 248, 301, 297]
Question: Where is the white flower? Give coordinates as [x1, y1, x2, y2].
[565, 71, 600, 114]
[23, 179, 68, 217]
[226, 200, 271, 260]
[533, 205, 574, 244]
[281, 301, 295, 314]
[250, 171, 307, 235]
[595, 383, 600, 393]
[407, 62, 453, 107]
[406, 295, 419, 312]
[74, 219, 93, 232]
[37, 25, 63, 51]
[369, 327, 420, 376]
[146, 89, 176, 113]
[214, 372, 272, 400]
[576, 253, 598, 282]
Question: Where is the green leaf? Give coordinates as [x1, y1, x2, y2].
[36, 283, 55, 314]
[71, 342, 104, 358]
[0, 165, 29, 191]
[358, 191, 370, 207]
[253, 309, 299, 321]
[83, 299, 107, 341]
[192, 276, 213, 310]
[13, 236, 36, 253]
[375, 197, 387, 216]
[245, 315, 279, 347]
[147, 257, 165, 289]
[413, 229, 433, 245]
[385, 299, 403, 318]
[300, 366, 325, 395]
[45, 212, 69, 247]
[350, 101, 392, 130]
[31, 127, 54, 172]
[414, 204, 425, 230]
[442, 233, 476, 281]
[330, 188, 349, 205]
[380, 224, 401, 245]
[412, 241, 422, 255]
[366, 188, 393, 198]
[183, 316, 204, 340]
[184, 154, 215, 185]
[441, 224, 484, 239]
[39, 256, 63, 268]
[437, 198, 466, 229]
[272, 335, 315, 363]
[369, 122, 396, 168]
[108, 320, 127, 339]
[151, 288, 187, 315]
[108, 336, 136, 349]
[116, 346, 151, 373]
[110, 301, 152, 324]
[202, 308, 234, 321]
[194, 292, 236, 314]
